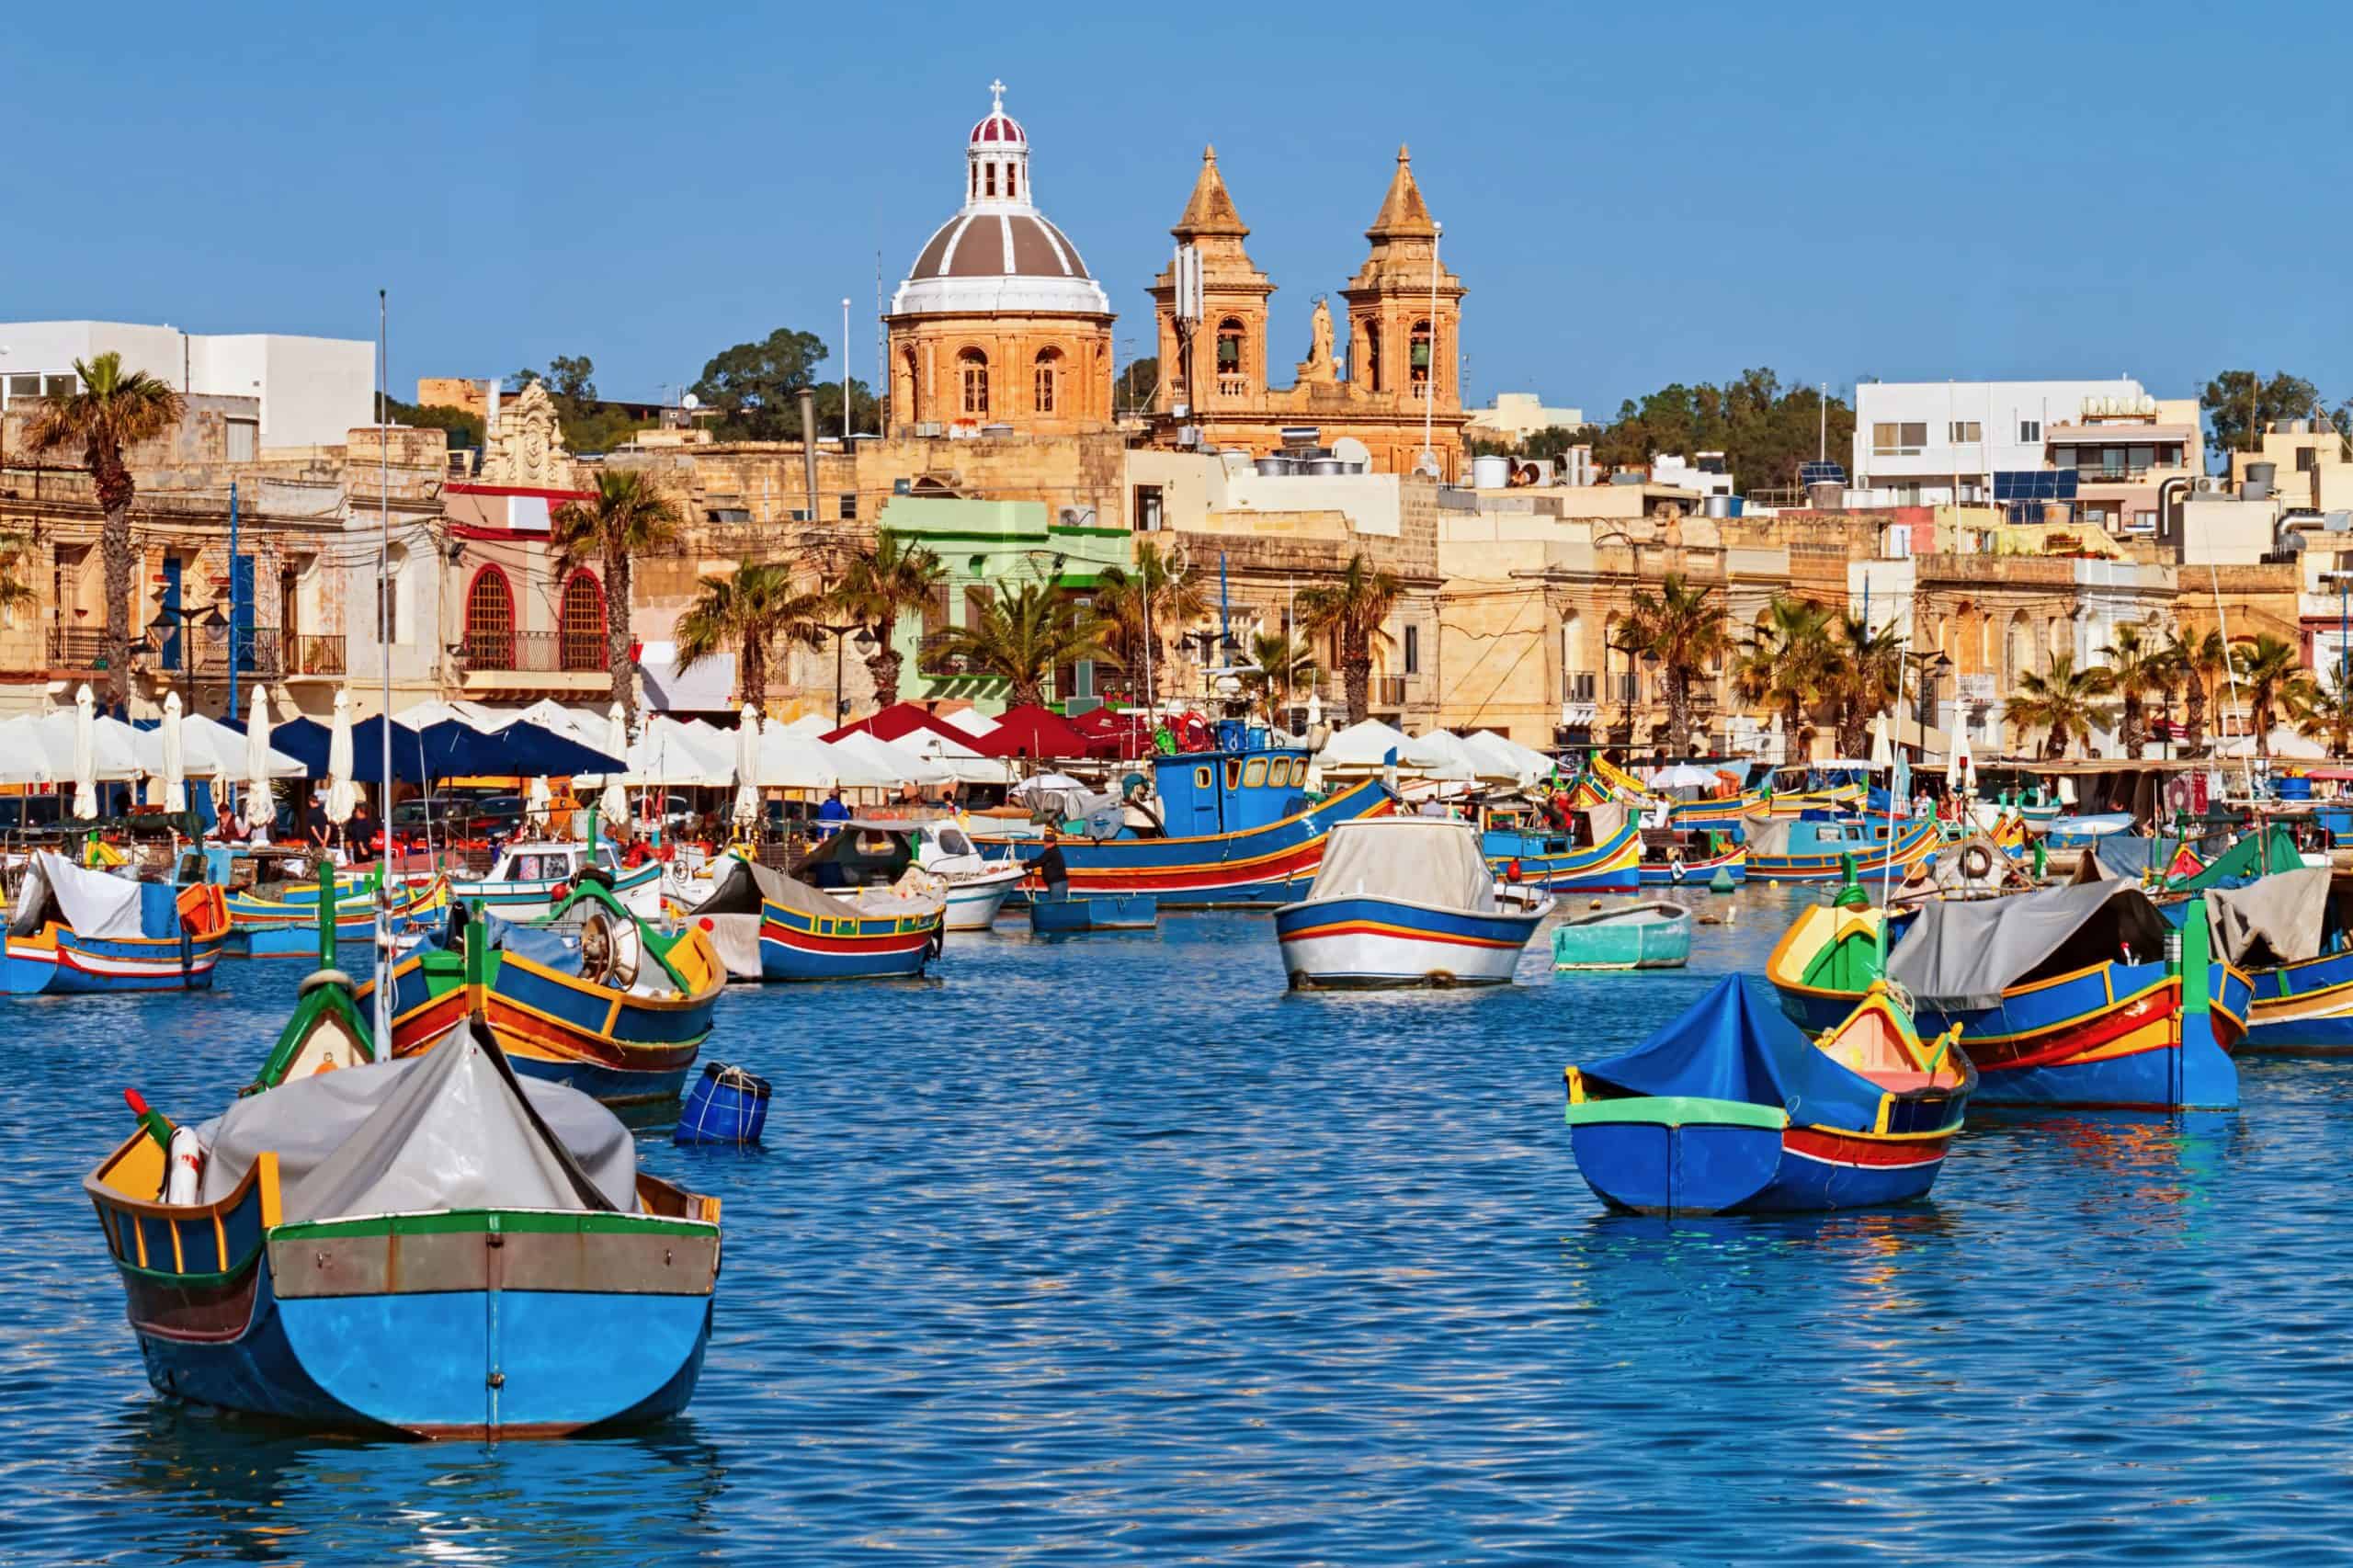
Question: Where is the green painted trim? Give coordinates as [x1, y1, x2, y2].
[1563, 1096, 1789, 1131]
[111, 1247, 262, 1289]
[1047, 525, 1131, 539]
[270, 1208, 715, 1243]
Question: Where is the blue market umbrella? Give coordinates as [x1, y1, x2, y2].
[271, 715, 431, 783]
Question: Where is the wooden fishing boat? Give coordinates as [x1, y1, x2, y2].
[1550, 901, 1691, 971]
[85, 1006, 721, 1439]
[1481, 801, 1642, 892]
[2201, 868, 2353, 1055]
[1030, 888, 1161, 935]
[1639, 828, 1747, 885]
[449, 840, 664, 921]
[758, 868, 943, 982]
[1274, 818, 1551, 988]
[223, 872, 449, 957]
[1563, 976, 1972, 1214]
[1768, 881, 2249, 1109]
[1005, 722, 1393, 906]
[795, 816, 1025, 931]
[1744, 815, 1938, 883]
[358, 881, 723, 1103]
[4, 851, 229, 994]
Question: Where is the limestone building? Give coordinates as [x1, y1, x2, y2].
[884, 85, 1116, 437]
[1145, 145, 1468, 481]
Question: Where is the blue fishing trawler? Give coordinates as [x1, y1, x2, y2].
[1010, 720, 1393, 907]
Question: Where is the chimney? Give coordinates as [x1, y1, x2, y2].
[800, 388, 819, 522]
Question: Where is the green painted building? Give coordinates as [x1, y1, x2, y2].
[874, 494, 1133, 715]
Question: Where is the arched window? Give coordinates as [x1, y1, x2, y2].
[1216, 318, 1245, 380]
[560, 570, 607, 673]
[894, 347, 918, 426]
[1411, 319, 1434, 395]
[984, 163, 997, 198]
[2006, 610, 2036, 687]
[464, 565, 515, 670]
[960, 349, 989, 417]
[1006, 163, 1018, 199]
[1033, 347, 1062, 415]
[1363, 323, 1382, 392]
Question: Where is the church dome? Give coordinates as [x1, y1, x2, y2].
[890, 83, 1111, 320]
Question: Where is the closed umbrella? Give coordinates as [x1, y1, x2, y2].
[158, 692, 187, 815]
[732, 706, 761, 827]
[325, 689, 358, 824]
[244, 687, 276, 832]
[599, 701, 631, 831]
[72, 683, 97, 821]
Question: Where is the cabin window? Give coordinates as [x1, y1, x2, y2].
[1243, 759, 1267, 788]
[1225, 760, 1242, 790]
[1195, 766, 1211, 790]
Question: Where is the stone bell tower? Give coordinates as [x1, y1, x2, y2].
[1341, 145, 1465, 420]
[1149, 146, 1275, 415]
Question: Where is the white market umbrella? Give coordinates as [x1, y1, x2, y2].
[244, 687, 277, 832]
[732, 706, 761, 826]
[599, 702, 631, 830]
[325, 689, 358, 824]
[1415, 728, 1516, 784]
[1008, 772, 1089, 800]
[833, 728, 949, 788]
[157, 691, 187, 814]
[72, 683, 97, 820]
[1869, 713, 1894, 769]
[778, 712, 835, 740]
[1650, 761, 1724, 790]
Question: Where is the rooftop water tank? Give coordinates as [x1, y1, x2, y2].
[1472, 454, 1511, 489]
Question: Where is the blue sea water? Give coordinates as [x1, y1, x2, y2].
[6, 887, 2353, 1564]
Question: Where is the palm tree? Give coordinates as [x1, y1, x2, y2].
[1239, 631, 1316, 724]
[1732, 596, 1832, 760]
[675, 562, 826, 707]
[829, 529, 946, 710]
[1824, 613, 1905, 758]
[1623, 574, 1727, 756]
[2004, 654, 2115, 759]
[2163, 627, 2227, 755]
[925, 582, 1119, 710]
[1094, 542, 1211, 701]
[23, 352, 186, 706]
[2293, 671, 2353, 758]
[2098, 621, 2167, 758]
[1296, 552, 1403, 724]
[2233, 632, 2311, 757]
[551, 468, 684, 722]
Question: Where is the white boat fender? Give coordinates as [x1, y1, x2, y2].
[165, 1126, 204, 1206]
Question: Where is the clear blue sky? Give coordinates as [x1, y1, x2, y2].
[6, 2, 2347, 419]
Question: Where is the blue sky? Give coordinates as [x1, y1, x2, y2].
[6, 2, 2347, 417]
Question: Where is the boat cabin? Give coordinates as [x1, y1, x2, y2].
[485, 841, 622, 884]
[1484, 801, 1616, 854]
[795, 819, 981, 889]
[1149, 720, 1313, 838]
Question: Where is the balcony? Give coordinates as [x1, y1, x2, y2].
[1373, 674, 1408, 709]
[279, 633, 346, 677]
[1215, 375, 1249, 398]
[1564, 669, 1598, 703]
[47, 627, 109, 672]
[460, 629, 606, 676]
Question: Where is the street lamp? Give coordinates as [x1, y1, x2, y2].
[146, 597, 230, 716]
[1176, 627, 1243, 701]
[1904, 648, 1952, 733]
[823, 622, 878, 723]
[2322, 570, 2353, 695]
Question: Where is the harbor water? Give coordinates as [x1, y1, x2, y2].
[6, 886, 2347, 1562]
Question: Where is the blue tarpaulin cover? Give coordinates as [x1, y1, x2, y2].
[1578, 976, 1886, 1129]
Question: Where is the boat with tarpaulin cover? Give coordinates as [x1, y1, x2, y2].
[791, 816, 1023, 930]
[1562, 976, 1972, 1214]
[4, 851, 229, 994]
[1744, 814, 1938, 883]
[756, 864, 944, 982]
[1275, 817, 1552, 988]
[2200, 867, 2353, 1054]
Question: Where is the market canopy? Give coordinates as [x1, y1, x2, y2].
[131, 713, 306, 779]
[826, 701, 988, 751]
[273, 715, 620, 782]
[0, 711, 141, 786]
[829, 728, 950, 788]
[1315, 719, 1463, 778]
[976, 704, 1090, 760]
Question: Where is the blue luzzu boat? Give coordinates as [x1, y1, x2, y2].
[2202, 867, 2353, 1054]
[1275, 817, 1552, 988]
[4, 851, 231, 994]
[1563, 976, 1972, 1215]
[1744, 814, 1938, 883]
[1479, 801, 1642, 892]
[1640, 828, 1746, 885]
[758, 869, 943, 981]
[85, 999, 722, 1438]
[1001, 721, 1393, 907]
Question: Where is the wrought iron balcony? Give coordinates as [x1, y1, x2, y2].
[460, 628, 606, 675]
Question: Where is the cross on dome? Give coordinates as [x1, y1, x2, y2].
[990, 78, 1006, 110]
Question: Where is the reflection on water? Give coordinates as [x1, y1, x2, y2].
[2, 894, 2347, 1562]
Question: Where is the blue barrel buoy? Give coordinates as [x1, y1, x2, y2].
[674, 1062, 771, 1146]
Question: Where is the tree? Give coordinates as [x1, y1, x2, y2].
[691, 328, 831, 440]
[2232, 632, 2312, 757]
[2163, 627, 2228, 755]
[924, 582, 1118, 710]
[23, 352, 186, 707]
[550, 469, 684, 722]
[1239, 631, 1316, 724]
[1563, 369, 1856, 493]
[384, 395, 485, 450]
[2200, 370, 2324, 460]
[812, 378, 881, 437]
[675, 561, 826, 708]
[1295, 552, 1404, 724]
[1114, 356, 1159, 415]
[2294, 672, 2353, 758]
[1623, 574, 1728, 755]
[1732, 596, 1834, 759]
[2098, 621, 2167, 758]
[2004, 654, 2114, 760]
[1824, 613, 1904, 758]
[829, 529, 947, 709]
[1094, 542, 1210, 699]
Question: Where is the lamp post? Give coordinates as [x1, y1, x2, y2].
[145, 597, 230, 717]
[1904, 648, 1952, 733]
[1176, 627, 1242, 705]
[823, 622, 877, 724]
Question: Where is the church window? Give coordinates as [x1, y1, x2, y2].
[464, 565, 516, 670]
[1034, 347, 1062, 414]
[985, 163, 997, 198]
[1411, 319, 1434, 389]
[1006, 164, 1018, 199]
[1364, 324, 1382, 391]
[960, 349, 990, 417]
[970, 165, 977, 199]
[1216, 319, 1244, 372]
[559, 570, 606, 673]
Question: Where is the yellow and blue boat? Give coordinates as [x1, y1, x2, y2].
[4, 851, 230, 994]
[1745, 815, 1938, 883]
[1480, 801, 1642, 892]
[759, 870, 944, 981]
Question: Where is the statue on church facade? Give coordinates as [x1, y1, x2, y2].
[1294, 297, 1337, 384]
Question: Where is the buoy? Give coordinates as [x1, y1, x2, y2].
[1709, 866, 1737, 893]
[1588, 899, 1604, 910]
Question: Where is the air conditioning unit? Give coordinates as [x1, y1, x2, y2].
[1176, 426, 1201, 447]
[2195, 476, 2222, 494]
[915, 422, 944, 438]
[1058, 506, 1096, 528]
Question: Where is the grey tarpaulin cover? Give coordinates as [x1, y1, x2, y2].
[1743, 818, 1798, 858]
[686, 854, 798, 916]
[743, 861, 944, 922]
[2206, 866, 2331, 968]
[194, 1021, 638, 1221]
[1885, 879, 2173, 1011]
[1306, 817, 1496, 911]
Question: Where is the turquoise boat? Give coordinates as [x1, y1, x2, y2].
[1551, 901, 1692, 971]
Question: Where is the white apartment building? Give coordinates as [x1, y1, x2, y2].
[0, 321, 374, 449]
[1851, 378, 2167, 506]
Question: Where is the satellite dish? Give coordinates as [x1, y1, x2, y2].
[680, 392, 700, 411]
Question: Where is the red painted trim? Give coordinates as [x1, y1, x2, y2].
[446, 483, 595, 502]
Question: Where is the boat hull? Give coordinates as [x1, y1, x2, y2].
[449, 859, 664, 922]
[2235, 946, 2353, 1055]
[1030, 892, 1159, 934]
[941, 871, 1021, 931]
[1552, 911, 1692, 971]
[1640, 846, 1747, 885]
[758, 900, 938, 981]
[1275, 892, 1543, 987]
[1038, 778, 1394, 906]
[1915, 963, 2247, 1110]
[1747, 819, 1939, 882]
[1563, 1098, 1952, 1215]
[1483, 820, 1643, 892]
[4, 926, 223, 994]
